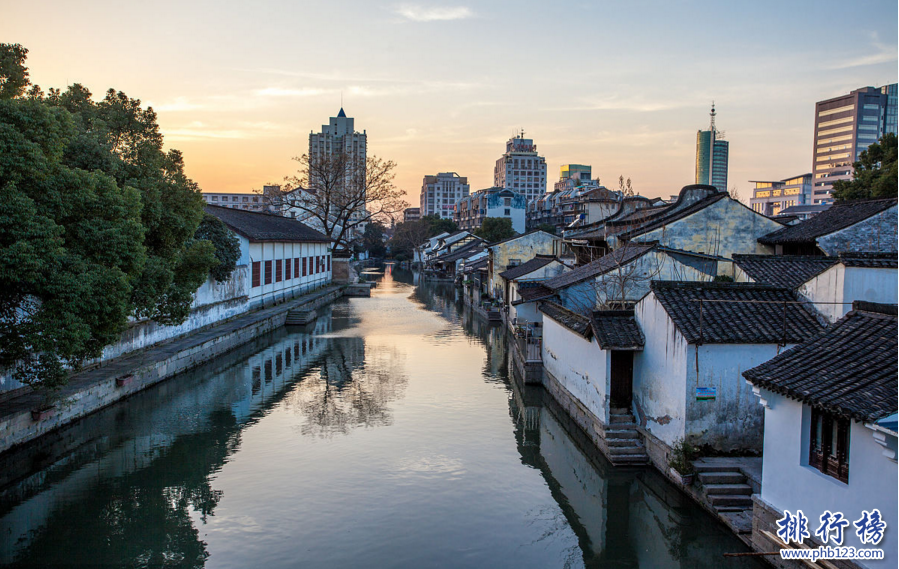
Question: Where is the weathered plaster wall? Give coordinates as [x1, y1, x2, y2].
[817, 205, 898, 255]
[800, 264, 898, 323]
[541, 315, 610, 424]
[685, 344, 780, 451]
[634, 198, 780, 257]
[633, 293, 688, 447]
[489, 232, 560, 300]
[759, 390, 898, 567]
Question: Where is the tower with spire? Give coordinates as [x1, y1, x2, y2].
[695, 102, 729, 192]
[308, 107, 368, 220]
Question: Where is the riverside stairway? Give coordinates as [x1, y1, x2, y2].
[606, 408, 649, 465]
[694, 460, 755, 536]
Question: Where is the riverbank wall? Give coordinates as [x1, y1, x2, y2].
[0, 285, 346, 455]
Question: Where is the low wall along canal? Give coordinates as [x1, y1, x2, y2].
[0, 266, 766, 568]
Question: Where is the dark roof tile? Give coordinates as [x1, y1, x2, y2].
[732, 255, 838, 289]
[205, 205, 331, 243]
[591, 310, 645, 350]
[499, 256, 556, 280]
[758, 198, 897, 245]
[649, 281, 824, 344]
[544, 243, 656, 290]
[743, 303, 898, 422]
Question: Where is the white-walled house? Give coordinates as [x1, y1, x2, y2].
[500, 255, 570, 326]
[207, 205, 333, 309]
[487, 230, 562, 301]
[758, 197, 897, 256]
[744, 302, 897, 568]
[632, 281, 823, 464]
[539, 301, 648, 464]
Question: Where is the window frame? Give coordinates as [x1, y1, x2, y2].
[809, 407, 850, 483]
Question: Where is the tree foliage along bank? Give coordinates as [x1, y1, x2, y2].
[832, 133, 898, 202]
[0, 44, 223, 399]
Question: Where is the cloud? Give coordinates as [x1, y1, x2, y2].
[827, 32, 898, 70]
[253, 87, 327, 97]
[146, 97, 205, 112]
[393, 4, 473, 22]
[550, 95, 683, 113]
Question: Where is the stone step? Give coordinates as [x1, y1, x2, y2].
[609, 446, 647, 455]
[716, 506, 751, 513]
[610, 454, 650, 465]
[698, 471, 745, 485]
[605, 429, 639, 439]
[708, 494, 753, 508]
[609, 407, 630, 415]
[703, 483, 752, 496]
[693, 463, 741, 473]
[609, 414, 635, 424]
[607, 438, 639, 448]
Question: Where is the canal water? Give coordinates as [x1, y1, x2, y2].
[0, 265, 764, 568]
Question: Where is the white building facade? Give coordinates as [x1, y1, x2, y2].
[420, 172, 469, 219]
[494, 132, 548, 203]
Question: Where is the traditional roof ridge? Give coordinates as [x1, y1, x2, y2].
[743, 307, 897, 422]
[487, 229, 557, 247]
[590, 309, 645, 350]
[205, 205, 332, 243]
[498, 255, 558, 280]
[852, 300, 898, 316]
[614, 191, 729, 240]
[648, 280, 824, 345]
[758, 198, 898, 245]
[543, 242, 657, 291]
[732, 254, 840, 289]
[538, 300, 592, 337]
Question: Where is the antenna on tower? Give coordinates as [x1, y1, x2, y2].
[709, 101, 717, 132]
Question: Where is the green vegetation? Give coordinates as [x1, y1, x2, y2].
[194, 214, 241, 282]
[474, 217, 516, 243]
[362, 222, 387, 258]
[668, 438, 697, 475]
[832, 133, 897, 202]
[0, 44, 219, 402]
[536, 223, 557, 235]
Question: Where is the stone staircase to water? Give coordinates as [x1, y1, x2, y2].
[605, 408, 649, 466]
[696, 463, 754, 512]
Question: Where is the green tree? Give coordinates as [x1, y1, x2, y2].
[194, 214, 241, 282]
[475, 217, 517, 242]
[832, 133, 898, 201]
[536, 223, 557, 235]
[362, 222, 387, 258]
[0, 47, 218, 402]
[0, 43, 29, 100]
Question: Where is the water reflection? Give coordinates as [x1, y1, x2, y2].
[0, 264, 762, 568]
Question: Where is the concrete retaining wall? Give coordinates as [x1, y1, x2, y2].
[0, 286, 345, 455]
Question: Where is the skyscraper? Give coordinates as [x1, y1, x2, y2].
[811, 84, 897, 203]
[695, 104, 729, 192]
[419, 172, 470, 219]
[308, 108, 368, 221]
[494, 131, 548, 202]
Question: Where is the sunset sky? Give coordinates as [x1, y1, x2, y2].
[3, 0, 897, 204]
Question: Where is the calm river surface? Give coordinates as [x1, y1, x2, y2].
[0, 265, 763, 568]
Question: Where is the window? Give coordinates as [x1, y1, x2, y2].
[275, 260, 283, 282]
[295, 257, 300, 277]
[252, 261, 261, 287]
[264, 261, 273, 285]
[303, 257, 307, 276]
[285, 258, 291, 280]
[327, 255, 331, 271]
[809, 408, 849, 483]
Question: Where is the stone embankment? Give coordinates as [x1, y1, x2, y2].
[0, 285, 346, 454]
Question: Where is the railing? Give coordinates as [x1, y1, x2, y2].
[516, 335, 542, 363]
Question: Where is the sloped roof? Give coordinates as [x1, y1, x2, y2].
[463, 257, 488, 274]
[543, 243, 656, 290]
[758, 198, 897, 245]
[591, 310, 645, 350]
[487, 229, 557, 248]
[614, 191, 729, 241]
[732, 255, 838, 289]
[205, 205, 331, 243]
[649, 281, 824, 344]
[839, 252, 898, 268]
[511, 284, 555, 305]
[499, 256, 556, 280]
[436, 240, 484, 263]
[539, 301, 592, 336]
[744, 302, 898, 422]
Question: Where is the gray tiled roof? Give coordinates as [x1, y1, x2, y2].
[463, 257, 488, 274]
[511, 284, 555, 305]
[614, 190, 729, 241]
[543, 243, 656, 290]
[499, 256, 556, 280]
[732, 255, 838, 289]
[590, 310, 645, 350]
[649, 281, 824, 345]
[744, 302, 898, 422]
[758, 198, 897, 245]
[539, 301, 591, 336]
[436, 240, 484, 263]
[205, 205, 331, 243]
[839, 252, 898, 268]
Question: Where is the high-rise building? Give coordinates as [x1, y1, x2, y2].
[494, 131, 548, 202]
[748, 174, 812, 217]
[812, 84, 897, 203]
[695, 104, 729, 192]
[308, 108, 367, 221]
[454, 187, 527, 234]
[420, 172, 470, 219]
[554, 164, 596, 192]
[403, 207, 421, 223]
